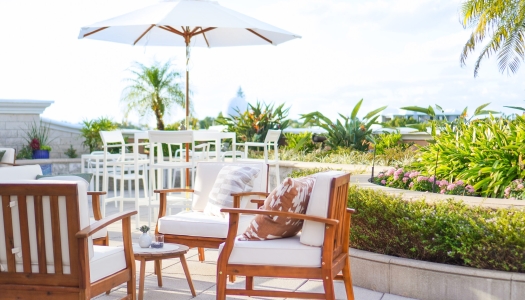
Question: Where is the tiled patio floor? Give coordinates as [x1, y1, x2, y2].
[91, 193, 417, 300]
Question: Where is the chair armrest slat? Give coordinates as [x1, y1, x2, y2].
[231, 192, 269, 198]
[220, 208, 339, 226]
[154, 188, 194, 194]
[76, 210, 137, 238]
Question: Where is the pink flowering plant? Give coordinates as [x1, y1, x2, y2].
[504, 179, 525, 200]
[374, 167, 477, 196]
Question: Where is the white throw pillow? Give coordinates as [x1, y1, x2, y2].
[204, 165, 260, 218]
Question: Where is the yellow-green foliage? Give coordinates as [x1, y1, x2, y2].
[413, 115, 525, 197]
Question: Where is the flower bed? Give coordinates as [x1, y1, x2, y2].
[373, 167, 477, 197]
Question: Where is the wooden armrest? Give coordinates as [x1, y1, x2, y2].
[231, 192, 269, 198]
[220, 208, 339, 226]
[250, 199, 265, 208]
[154, 188, 194, 194]
[87, 191, 106, 196]
[76, 210, 137, 238]
[232, 192, 269, 208]
[347, 208, 356, 214]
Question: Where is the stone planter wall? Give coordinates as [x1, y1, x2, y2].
[350, 248, 525, 300]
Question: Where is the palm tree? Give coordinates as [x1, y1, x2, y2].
[121, 61, 186, 130]
[460, 0, 525, 77]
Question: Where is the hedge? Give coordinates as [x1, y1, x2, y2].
[347, 186, 525, 272]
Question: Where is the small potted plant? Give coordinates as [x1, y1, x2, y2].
[23, 120, 54, 159]
[138, 225, 152, 248]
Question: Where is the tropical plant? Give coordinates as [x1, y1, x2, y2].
[217, 100, 290, 143]
[504, 101, 525, 113]
[460, 0, 525, 77]
[300, 99, 386, 151]
[80, 116, 118, 153]
[401, 103, 498, 136]
[121, 60, 186, 130]
[23, 120, 54, 152]
[412, 115, 525, 197]
[283, 132, 316, 153]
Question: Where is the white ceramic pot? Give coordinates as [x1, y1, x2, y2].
[138, 232, 152, 248]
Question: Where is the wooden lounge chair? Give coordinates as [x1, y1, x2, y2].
[217, 171, 355, 300]
[154, 161, 269, 262]
[0, 180, 136, 299]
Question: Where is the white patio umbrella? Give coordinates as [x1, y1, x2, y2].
[78, 0, 301, 129]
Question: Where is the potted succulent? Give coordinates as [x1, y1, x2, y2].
[138, 225, 152, 248]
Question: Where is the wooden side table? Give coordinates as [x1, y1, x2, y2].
[133, 243, 196, 300]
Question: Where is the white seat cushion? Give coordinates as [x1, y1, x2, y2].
[90, 218, 108, 240]
[301, 171, 346, 247]
[90, 245, 127, 283]
[219, 234, 321, 267]
[157, 211, 254, 238]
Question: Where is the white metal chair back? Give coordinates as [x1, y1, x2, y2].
[263, 130, 281, 162]
[148, 130, 194, 163]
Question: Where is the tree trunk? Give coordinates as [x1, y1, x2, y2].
[154, 109, 164, 130]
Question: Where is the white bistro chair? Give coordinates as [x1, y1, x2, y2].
[100, 130, 149, 228]
[148, 130, 196, 225]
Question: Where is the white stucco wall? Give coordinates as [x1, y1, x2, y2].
[0, 99, 89, 159]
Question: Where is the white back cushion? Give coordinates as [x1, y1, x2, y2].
[0, 164, 42, 180]
[0, 148, 16, 167]
[0, 179, 93, 274]
[192, 162, 268, 211]
[300, 171, 346, 247]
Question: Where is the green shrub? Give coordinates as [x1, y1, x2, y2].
[348, 186, 525, 272]
[289, 167, 339, 178]
[16, 146, 33, 159]
[277, 147, 417, 167]
[372, 131, 413, 155]
[64, 145, 78, 158]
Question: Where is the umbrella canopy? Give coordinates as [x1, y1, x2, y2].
[78, 0, 301, 127]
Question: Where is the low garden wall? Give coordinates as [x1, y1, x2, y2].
[350, 248, 525, 300]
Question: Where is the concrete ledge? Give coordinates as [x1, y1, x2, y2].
[350, 248, 525, 300]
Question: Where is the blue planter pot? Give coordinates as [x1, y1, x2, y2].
[32, 150, 49, 159]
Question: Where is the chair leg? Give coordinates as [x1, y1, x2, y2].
[322, 271, 336, 300]
[342, 258, 355, 300]
[246, 276, 254, 290]
[216, 268, 227, 300]
[198, 247, 205, 262]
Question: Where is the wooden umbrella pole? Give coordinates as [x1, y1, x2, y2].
[185, 32, 190, 189]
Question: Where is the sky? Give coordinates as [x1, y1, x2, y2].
[0, 0, 524, 128]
